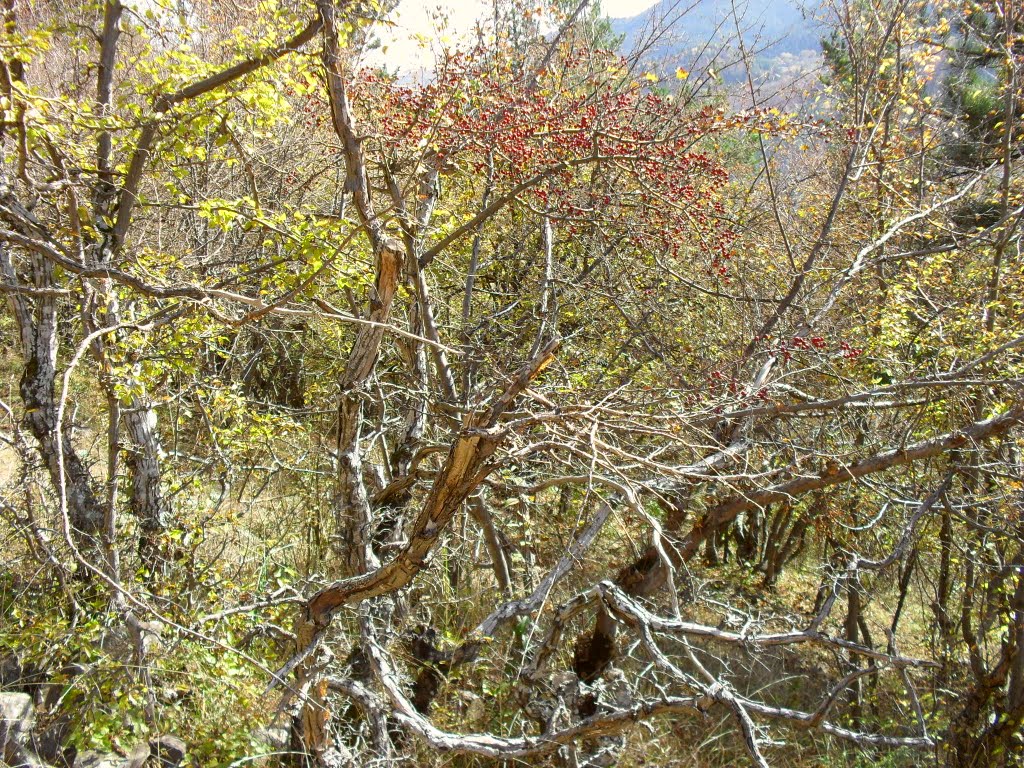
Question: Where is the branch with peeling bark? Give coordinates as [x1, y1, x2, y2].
[303, 338, 562, 625]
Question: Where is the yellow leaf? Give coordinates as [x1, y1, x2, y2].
[643, 71, 659, 83]
[675, 67, 689, 80]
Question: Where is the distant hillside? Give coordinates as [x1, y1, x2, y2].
[610, 0, 826, 84]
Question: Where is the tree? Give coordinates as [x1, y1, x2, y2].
[0, 1, 1022, 767]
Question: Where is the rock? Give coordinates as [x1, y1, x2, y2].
[5, 745, 49, 768]
[1, 691, 34, 739]
[149, 735, 187, 767]
[31, 712, 73, 763]
[0, 655, 24, 688]
[44, 663, 89, 711]
[125, 741, 150, 768]
[74, 751, 128, 768]
[1, 655, 49, 701]
[255, 726, 289, 750]
[1, 691, 51, 767]
[1, 691, 35, 750]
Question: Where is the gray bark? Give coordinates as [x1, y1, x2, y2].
[1, 245, 103, 539]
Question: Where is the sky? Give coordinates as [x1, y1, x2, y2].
[371, 0, 662, 70]
[595, 0, 662, 16]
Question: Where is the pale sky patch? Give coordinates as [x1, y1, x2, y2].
[367, 0, 661, 72]
[600, 0, 661, 17]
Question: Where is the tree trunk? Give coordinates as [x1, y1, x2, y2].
[2, 246, 104, 541]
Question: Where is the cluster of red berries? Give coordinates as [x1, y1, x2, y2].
[839, 340, 864, 360]
[341, 49, 741, 262]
